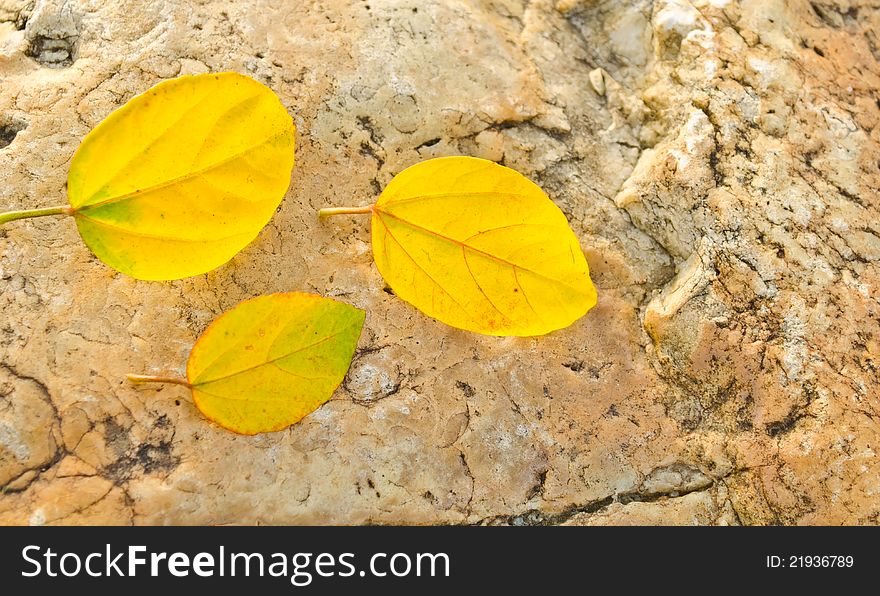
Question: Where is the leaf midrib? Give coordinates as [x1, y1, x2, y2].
[75, 86, 223, 203]
[75, 212, 255, 243]
[374, 208, 591, 297]
[191, 324, 355, 387]
[72, 128, 289, 215]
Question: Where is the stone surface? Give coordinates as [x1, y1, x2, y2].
[0, 0, 877, 525]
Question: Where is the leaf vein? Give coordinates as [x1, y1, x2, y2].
[78, 88, 221, 204]
[193, 387, 322, 404]
[74, 213, 254, 243]
[461, 246, 508, 321]
[375, 208, 590, 296]
[76, 129, 288, 214]
[374, 211, 474, 322]
[513, 267, 543, 322]
[193, 327, 353, 387]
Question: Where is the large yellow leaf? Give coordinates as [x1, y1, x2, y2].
[323, 156, 597, 336]
[129, 293, 365, 435]
[66, 72, 296, 280]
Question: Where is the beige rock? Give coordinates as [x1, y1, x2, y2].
[0, 0, 877, 525]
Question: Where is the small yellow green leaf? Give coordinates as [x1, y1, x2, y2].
[67, 72, 295, 280]
[130, 293, 365, 435]
[187, 293, 364, 435]
[361, 156, 597, 336]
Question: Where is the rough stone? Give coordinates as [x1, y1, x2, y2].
[0, 0, 877, 525]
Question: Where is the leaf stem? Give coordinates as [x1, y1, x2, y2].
[318, 205, 374, 217]
[0, 205, 72, 226]
[126, 373, 191, 387]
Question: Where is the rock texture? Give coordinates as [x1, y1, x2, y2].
[0, 0, 877, 525]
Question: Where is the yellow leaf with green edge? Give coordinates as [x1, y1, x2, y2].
[321, 156, 597, 336]
[129, 293, 365, 435]
[65, 71, 295, 280]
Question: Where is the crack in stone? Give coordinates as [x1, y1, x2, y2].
[475, 465, 721, 526]
[0, 364, 64, 494]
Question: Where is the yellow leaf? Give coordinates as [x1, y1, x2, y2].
[322, 156, 597, 336]
[129, 293, 365, 435]
[65, 72, 295, 280]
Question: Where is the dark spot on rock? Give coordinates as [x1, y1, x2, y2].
[104, 439, 179, 482]
[526, 469, 548, 500]
[24, 3, 81, 68]
[135, 442, 177, 474]
[0, 118, 26, 149]
[383, 286, 395, 295]
[103, 418, 130, 455]
[359, 140, 384, 168]
[563, 360, 585, 372]
[26, 35, 77, 66]
[416, 137, 441, 150]
[455, 380, 475, 397]
[14, 2, 32, 30]
[356, 115, 384, 147]
[587, 363, 612, 379]
[766, 411, 805, 437]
